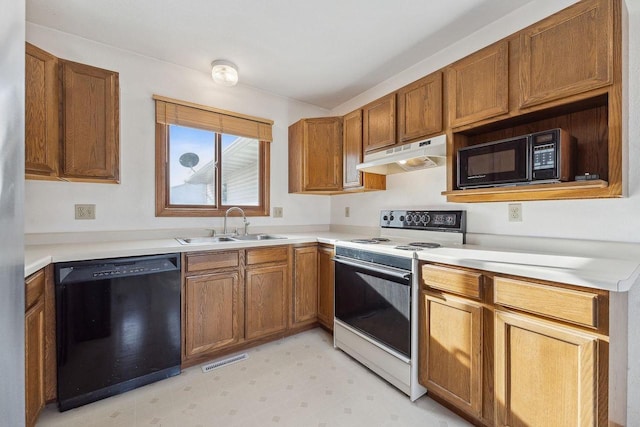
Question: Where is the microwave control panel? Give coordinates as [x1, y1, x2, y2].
[531, 129, 560, 180]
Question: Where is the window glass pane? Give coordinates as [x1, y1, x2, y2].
[168, 125, 216, 205]
[221, 133, 260, 206]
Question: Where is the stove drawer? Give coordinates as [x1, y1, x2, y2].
[421, 264, 483, 300]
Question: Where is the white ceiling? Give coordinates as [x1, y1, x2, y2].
[26, 0, 534, 109]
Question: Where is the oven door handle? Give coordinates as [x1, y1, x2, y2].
[332, 257, 412, 282]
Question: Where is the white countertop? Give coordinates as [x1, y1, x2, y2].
[24, 231, 365, 278]
[415, 243, 640, 292]
[24, 229, 640, 293]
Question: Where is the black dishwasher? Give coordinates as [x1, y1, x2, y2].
[55, 253, 181, 411]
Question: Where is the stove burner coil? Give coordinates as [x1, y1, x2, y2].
[408, 242, 441, 248]
[350, 239, 379, 244]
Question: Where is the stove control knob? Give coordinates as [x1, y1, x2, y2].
[383, 215, 389, 221]
[399, 215, 405, 222]
[423, 214, 431, 225]
[389, 215, 395, 221]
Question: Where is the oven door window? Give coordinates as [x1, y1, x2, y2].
[334, 260, 411, 357]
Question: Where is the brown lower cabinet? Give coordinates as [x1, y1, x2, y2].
[494, 311, 601, 426]
[25, 269, 46, 427]
[245, 263, 289, 339]
[291, 244, 318, 327]
[184, 270, 243, 357]
[183, 245, 320, 367]
[420, 291, 483, 419]
[419, 262, 609, 427]
[316, 244, 335, 330]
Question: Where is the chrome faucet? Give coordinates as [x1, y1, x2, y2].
[223, 207, 249, 236]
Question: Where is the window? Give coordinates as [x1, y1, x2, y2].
[154, 95, 272, 217]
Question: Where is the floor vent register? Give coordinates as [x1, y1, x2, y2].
[201, 353, 249, 373]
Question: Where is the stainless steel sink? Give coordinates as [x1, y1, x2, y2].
[231, 234, 287, 241]
[175, 236, 236, 245]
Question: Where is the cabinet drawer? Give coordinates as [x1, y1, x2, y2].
[246, 246, 289, 266]
[25, 269, 45, 311]
[421, 264, 482, 299]
[494, 277, 599, 328]
[185, 251, 239, 273]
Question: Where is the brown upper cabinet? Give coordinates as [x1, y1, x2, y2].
[519, 0, 613, 109]
[341, 109, 387, 192]
[363, 93, 396, 153]
[289, 117, 343, 193]
[289, 115, 385, 194]
[25, 43, 120, 183]
[59, 60, 119, 182]
[443, 0, 622, 203]
[447, 42, 509, 128]
[25, 44, 59, 179]
[290, 0, 621, 203]
[397, 71, 443, 143]
[342, 109, 363, 189]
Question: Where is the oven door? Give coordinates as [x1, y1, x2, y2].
[457, 136, 530, 188]
[334, 256, 411, 358]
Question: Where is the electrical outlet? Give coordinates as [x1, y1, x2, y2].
[75, 204, 96, 220]
[508, 203, 522, 222]
[273, 207, 283, 218]
[345, 207, 350, 218]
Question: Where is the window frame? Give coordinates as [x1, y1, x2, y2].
[154, 96, 271, 217]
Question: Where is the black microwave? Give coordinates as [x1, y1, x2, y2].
[457, 128, 575, 189]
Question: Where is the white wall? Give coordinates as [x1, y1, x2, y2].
[25, 23, 331, 234]
[0, 0, 25, 424]
[330, 0, 640, 244]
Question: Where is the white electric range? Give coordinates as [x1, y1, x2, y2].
[332, 210, 466, 401]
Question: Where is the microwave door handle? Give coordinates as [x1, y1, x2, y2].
[332, 257, 412, 281]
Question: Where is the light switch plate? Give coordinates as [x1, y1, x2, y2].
[273, 207, 283, 218]
[75, 204, 96, 220]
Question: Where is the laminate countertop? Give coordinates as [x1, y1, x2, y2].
[25, 230, 640, 292]
[24, 231, 363, 278]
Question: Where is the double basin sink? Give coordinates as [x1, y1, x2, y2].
[176, 234, 286, 245]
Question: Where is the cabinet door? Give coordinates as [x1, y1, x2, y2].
[342, 109, 363, 189]
[25, 43, 59, 179]
[317, 245, 335, 330]
[419, 291, 482, 418]
[25, 299, 45, 427]
[363, 93, 396, 152]
[397, 71, 443, 143]
[60, 60, 119, 182]
[292, 246, 318, 326]
[495, 310, 599, 427]
[448, 41, 509, 128]
[184, 271, 242, 357]
[245, 264, 288, 339]
[519, 0, 612, 108]
[303, 117, 342, 191]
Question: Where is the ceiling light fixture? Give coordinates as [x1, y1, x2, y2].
[211, 60, 239, 86]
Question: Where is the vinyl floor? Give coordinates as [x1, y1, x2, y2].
[37, 328, 472, 427]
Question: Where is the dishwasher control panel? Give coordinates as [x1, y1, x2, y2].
[56, 254, 180, 284]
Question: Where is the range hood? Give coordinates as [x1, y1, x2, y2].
[356, 134, 446, 175]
